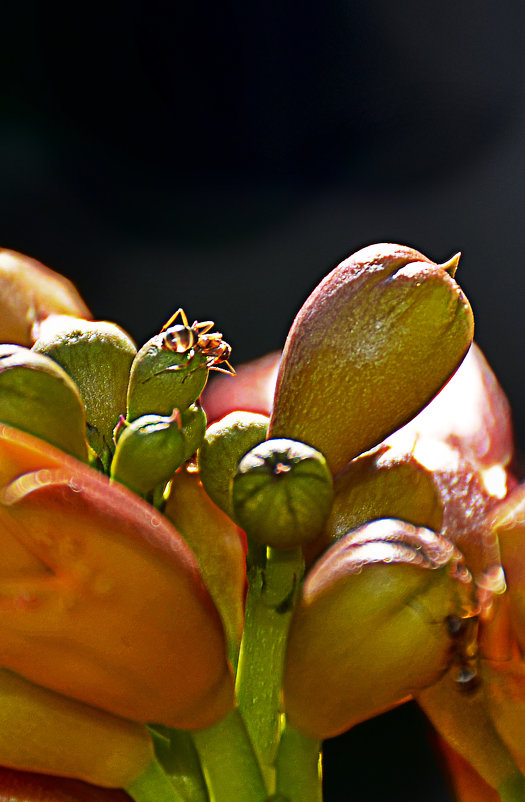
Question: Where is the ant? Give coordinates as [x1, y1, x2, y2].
[160, 308, 235, 376]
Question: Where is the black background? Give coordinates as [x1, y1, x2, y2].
[2, 2, 525, 799]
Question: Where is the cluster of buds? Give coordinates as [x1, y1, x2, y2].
[0, 243, 523, 802]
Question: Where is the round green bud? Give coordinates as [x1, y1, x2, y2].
[0, 345, 89, 460]
[198, 411, 269, 519]
[232, 438, 333, 549]
[33, 316, 136, 467]
[127, 333, 208, 422]
[110, 411, 185, 495]
[180, 403, 207, 461]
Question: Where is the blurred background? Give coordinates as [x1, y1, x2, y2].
[2, 2, 525, 799]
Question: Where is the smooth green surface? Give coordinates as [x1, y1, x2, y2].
[275, 725, 322, 802]
[198, 410, 269, 520]
[33, 317, 136, 466]
[127, 758, 186, 802]
[236, 547, 304, 784]
[192, 708, 268, 802]
[0, 344, 89, 460]
[127, 334, 208, 420]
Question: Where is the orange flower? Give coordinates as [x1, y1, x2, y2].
[0, 422, 234, 731]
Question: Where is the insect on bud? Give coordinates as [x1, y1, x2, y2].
[127, 309, 234, 422]
[232, 438, 334, 549]
[0, 345, 89, 461]
[198, 411, 269, 520]
[110, 410, 186, 496]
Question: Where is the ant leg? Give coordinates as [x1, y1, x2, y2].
[193, 321, 215, 335]
[160, 308, 189, 332]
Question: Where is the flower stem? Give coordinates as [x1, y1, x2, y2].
[235, 546, 304, 784]
[498, 774, 525, 802]
[192, 707, 268, 802]
[150, 725, 210, 802]
[126, 757, 187, 802]
[275, 723, 323, 802]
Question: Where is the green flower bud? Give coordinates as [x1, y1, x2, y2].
[0, 345, 88, 461]
[127, 332, 208, 421]
[283, 518, 476, 739]
[198, 411, 269, 519]
[269, 244, 474, 473]
[305, 443, 443, 565]
[110, 411, 185, 495]
[180, 403, 207, 461]
[33, 316, 136, 467]
[232, 438, 333, 549]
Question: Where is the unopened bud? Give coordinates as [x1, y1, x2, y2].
[283, 518, 475, 739]
[305, 443, 443, 564]
[269, 243, 474, 473]
[33, 316, 136, 467]
[0, 345, 88, 461]
[232, 438, 333, 549]
[0, 249, 91, 345]
[198, 411, 269, 519]
[127, 333, 208, 422]
[111, 411, 185, 495]
[0, 668, 153, 788]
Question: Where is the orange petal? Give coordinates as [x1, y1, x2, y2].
[0, 424, 233, 730]
[0, 249, 91, 345]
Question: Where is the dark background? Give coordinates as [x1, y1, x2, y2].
[2, 2, 525, 799]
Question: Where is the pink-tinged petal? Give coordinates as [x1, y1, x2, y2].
[386, 343, 513, 472]
[437, 737, 502, 802]
[0, 423, 234, 730]
[0, 250, 92, 345]
[429, 730, 509, 801]
[406, 439, 506, 583]
[0, 766, 130, 802]
[487, 484, 525, 657]
[202, 351, 280, 423]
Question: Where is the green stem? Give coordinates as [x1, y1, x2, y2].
[192, 707, 268, 802]
[150, 725, 210, 802]
[126, 757, 186, 802]
[275, 724, 323, 802]
[498, 773, 525, 802]
[235, 546, 304, 784]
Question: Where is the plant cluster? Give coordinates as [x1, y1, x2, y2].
[0, 243, 523, 801]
